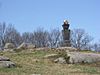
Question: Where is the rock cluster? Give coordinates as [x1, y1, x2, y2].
[44, 51, 100, 64]
[0, 56, 16, 68]
[2, 42, 36, 51]
[67, 52, 100, 64]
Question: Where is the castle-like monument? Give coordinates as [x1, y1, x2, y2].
[62, 20, 71, 47]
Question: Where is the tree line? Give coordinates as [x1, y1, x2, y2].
[0, 22, 100, 52]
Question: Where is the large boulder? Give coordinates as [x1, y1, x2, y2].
[17, 43, 27, 49]
[67, 52, 100, 64]
[4, 43, 15, 49]
[44, 51, 100, 64]
[17, 43, 35, 50]
[0, 56, 16, 68]
[0, 56, 10, 61]
[0, 61, 16, 68]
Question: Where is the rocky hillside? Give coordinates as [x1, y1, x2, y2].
[0, 48, 100, 75]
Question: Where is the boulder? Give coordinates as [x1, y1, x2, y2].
[17, 43, 28, 49]
[0, 61, 16, 68]
[4, 43, 15, 49]
[44, 51, 100, 64]
[17, 43, 35, 50]
[54, 57, 66, 64]
[0, 56, 16, 68]
[0, 56, 10, 61]
[67, 52, 100, 64]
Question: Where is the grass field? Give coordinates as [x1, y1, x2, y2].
[0, 50, 100, 75]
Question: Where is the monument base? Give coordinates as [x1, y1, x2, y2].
[62, 40, 71, 47]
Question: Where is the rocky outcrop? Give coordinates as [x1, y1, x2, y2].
[17, 43, 28, 49]
[0, 56, 10, 61]
[17, 43, 35, 50]
[54, 57, 66, 64]
[0, 61, 16, 68]
[67, 52, 100, 64]
[44, 51, 100, 64]
[0, 56, 16, 68]
[4, 43, 15, 49]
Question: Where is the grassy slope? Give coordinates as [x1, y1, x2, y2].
[0, 50, 100, 75]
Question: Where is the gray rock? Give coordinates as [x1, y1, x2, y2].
[67, 52, 100, 64]
[4, 43, 15, 49]
[0, 56, 16, 68]
[54, 57, 66, 64]
[0, 56, 10, 61]
[44, 52, 100, 64]
[17, 43, 35, 49]
[0, 61, 16, 68]
[17, 43, 28, 49]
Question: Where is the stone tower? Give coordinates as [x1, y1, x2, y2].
[62, 20, 71, 47]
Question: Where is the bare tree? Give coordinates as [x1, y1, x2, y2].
[22, 32, 34, 44]
[0, 22, 6, 48]
[48, 29, 61, 48]
[71, 29, 93, 50]
[4, 24, 22, 47]
[33, 28, 49, 47]
[92, 42, 100, 52]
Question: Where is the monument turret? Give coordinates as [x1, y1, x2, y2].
[62, 20, 71, 47]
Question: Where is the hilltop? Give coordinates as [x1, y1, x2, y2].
[0, 49, 100, 75]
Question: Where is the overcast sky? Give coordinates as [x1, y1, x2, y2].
[0, 0, 100, 42]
